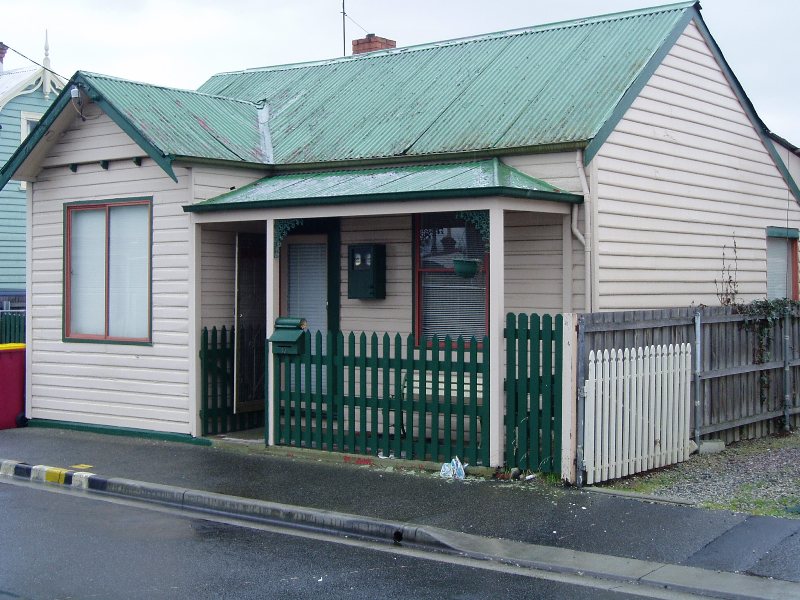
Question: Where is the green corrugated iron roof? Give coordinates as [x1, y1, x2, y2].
[79, 72, 267, 164]
[1, 2, 698, 188]
[185, 159, 582, 212]
[198, 2, 696, 164]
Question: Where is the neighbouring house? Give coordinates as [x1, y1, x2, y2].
[0, 37, 64, 310]
[1, 2, 798, 467]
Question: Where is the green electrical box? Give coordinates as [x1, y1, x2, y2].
[268, 317, 307, 355]
[348, 244, 386, 300]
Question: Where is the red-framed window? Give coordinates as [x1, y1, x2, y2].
[64, 199, 152, 343]
[414, 212, 488, 344]
[766, 231, 800, 301]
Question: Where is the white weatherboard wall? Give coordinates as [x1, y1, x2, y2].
[506, 152, 587, 312]
[192, 165, 264, 330]
[770, 140, 800, 186]
[595, 21, 800, 310]
[340, 215, 412, 336]
[28, 112, 195, 433]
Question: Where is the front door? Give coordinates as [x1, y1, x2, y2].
[234, 232, 266, 413]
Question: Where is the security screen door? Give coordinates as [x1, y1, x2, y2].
[234, 233, 267, 414]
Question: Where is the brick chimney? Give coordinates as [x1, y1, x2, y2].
[0, 43, 7, 73]
[352, 33, 396, 55]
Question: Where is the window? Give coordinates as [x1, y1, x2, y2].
[415, 213, 487, 342]
[766, 229, 799, 300]
[65, 199, 152, 342]
[18, 112, 42, 191]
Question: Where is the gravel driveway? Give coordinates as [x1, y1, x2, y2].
[603, 430, 800, 518]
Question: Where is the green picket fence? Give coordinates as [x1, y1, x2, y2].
[505, 313, 563, 473]
[272, 331, 490, 465]
[0, 313, 25, 344]
[199, 326, 265, 436]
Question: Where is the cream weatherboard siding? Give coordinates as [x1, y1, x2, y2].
[28, 111, 195, 433]
[340, 215, 412, 336]
[190, 165, 265, 204]
[199, 228, 236, 329]
[594, 21, 800, 310]
[770, 139, 800, 187]
[191, 165, 264, 330]
[40, 111, 142, 168]
[504, 211, 574, 315]
[505, 152, 588, 312]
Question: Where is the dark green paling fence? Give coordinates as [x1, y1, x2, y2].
[200, 326, 265, 436]
[272, 331, 490, 465]
[505, 313, 563, 473]
[0, 313, 25, 344]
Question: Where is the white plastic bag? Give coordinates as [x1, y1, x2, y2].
[440, 456, 466, 480]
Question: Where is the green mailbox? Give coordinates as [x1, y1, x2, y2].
[268, 317, 307, 355]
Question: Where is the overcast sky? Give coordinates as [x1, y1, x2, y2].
[2, 0, 797, 143]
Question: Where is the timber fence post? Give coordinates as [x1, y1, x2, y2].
[575, 314, 586, 488]
[693, 309, 702, 444]
[561, 313, 578, 483]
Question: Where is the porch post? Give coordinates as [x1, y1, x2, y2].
[265, 218, 276, 446]
[488, 206, 505, 467]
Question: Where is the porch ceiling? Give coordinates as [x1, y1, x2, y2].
[184, 159, 583, 213]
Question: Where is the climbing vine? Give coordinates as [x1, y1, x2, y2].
[733, 298, 800, 406]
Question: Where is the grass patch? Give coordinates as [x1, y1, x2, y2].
[601, 468, 683, 495]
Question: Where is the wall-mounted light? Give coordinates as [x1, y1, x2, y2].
[69, 85, 85, 121]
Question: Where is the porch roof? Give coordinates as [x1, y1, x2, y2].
[183, 159, 583, 213]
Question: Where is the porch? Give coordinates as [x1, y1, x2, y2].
[186, 159, 584, 470]
[199, 314, 567, 472]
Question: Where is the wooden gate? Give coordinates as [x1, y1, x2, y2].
[582, 344, 693, 484]
[505, 313, 563, 473]
[200, 326, 265, 436]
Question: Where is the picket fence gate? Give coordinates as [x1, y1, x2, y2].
[583, 344, 692, 484]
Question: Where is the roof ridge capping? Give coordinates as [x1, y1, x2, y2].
[209, 1, 698, 77]
[77, 70, 263, 107]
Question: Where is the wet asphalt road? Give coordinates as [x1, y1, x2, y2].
[1, 428, 798, 583]
[0, 483, 641, 600]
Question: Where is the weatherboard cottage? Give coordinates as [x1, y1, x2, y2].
[1, 2, 798, 469]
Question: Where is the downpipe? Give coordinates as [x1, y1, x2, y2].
[574, 151, 592, 313]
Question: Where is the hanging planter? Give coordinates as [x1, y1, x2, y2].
[453, 258, 482, 278]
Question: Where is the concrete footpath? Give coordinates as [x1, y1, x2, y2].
[1, 427, 799, 599]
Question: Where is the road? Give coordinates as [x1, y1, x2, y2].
[0, 480, 683, 600]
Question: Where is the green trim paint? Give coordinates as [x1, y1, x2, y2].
[28, 419, 212, 446]
[766, 227, 800, 240]
[185, 185, 583, 214]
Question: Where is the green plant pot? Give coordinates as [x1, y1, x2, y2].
[453, 258, 481, 278]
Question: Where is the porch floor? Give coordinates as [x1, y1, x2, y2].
[209, 427, 265, 445]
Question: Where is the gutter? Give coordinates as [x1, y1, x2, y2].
[183, 185, 584, 213]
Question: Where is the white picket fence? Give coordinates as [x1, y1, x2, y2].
[583, 344, 693, 484]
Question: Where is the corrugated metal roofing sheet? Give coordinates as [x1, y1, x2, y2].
[198, 2, 695, 164]
[186, 159, 581, 212]
[80, 72, 267, 163]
